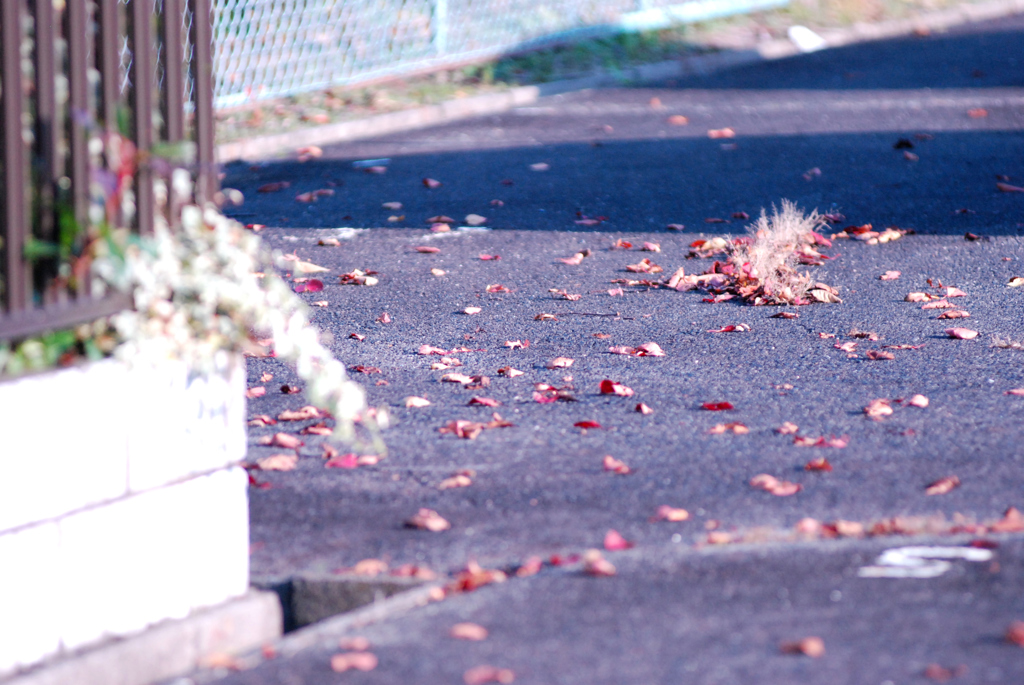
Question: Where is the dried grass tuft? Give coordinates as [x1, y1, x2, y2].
[729, 200, 834, 305]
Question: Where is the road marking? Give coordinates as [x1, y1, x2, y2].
[858, 545, 993, 578]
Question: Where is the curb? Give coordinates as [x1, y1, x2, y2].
[4, 591, 282, 685]
[181, 582, 444, 684]
[215, 0, 1024, 164]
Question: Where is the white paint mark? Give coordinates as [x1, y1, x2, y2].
[858, 546, 993, 578]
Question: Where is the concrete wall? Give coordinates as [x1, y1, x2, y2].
[0, 358, 251, 677]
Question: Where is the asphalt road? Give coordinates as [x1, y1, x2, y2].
[201, 14, 1024, 685]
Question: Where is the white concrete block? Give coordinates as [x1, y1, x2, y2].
[56, 468, 250, 652]
[182, 467, 251, 612]
[127, 358, 246, 492]
[0, 523, 62, 676]
[0, 361, 129, 531]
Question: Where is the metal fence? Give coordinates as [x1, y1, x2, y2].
[0, 0, 216, 341]
[211, 0, 788, 108]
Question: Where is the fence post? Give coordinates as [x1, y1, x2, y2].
[1, 0, 28, 314]
[67, 0, 91, 254]
[433, 0, 448, 57]
[189, 0, 216, 206]
[128, 0, 155, 235]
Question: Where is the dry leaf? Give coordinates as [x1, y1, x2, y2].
[667, 114, 689, 125]
[529, 162, 550, 171]
[468, 396, 501, 407]
[465, 214, 487, 225]
[451, 623, 489, 641]
[301, 423, 332, 436]
[967, 108, 988, 118]
[864, 398, 893, 419]
[925, 475, 960, 495]
[497, 366, 524, 378]
[991, 507, 1024, 532]
[866, 349, 895, 360]
[945, 286, 967, 298]
[1000, 611, 1024, 641]
[258, 181, 290, 193]
[248, 414, 276, 427]
[1006, 388, 1024, 396]
[635, 402, 654, 414]
[439, 474, 473, 490]
[937, 310, 970, 319]
[1008, 277, 1024, 287]
[330, 652, 378, 673]
[296, 145, 323, 161]
[905, 292, 932, 302]
[246, 386, 266, 399]
[277, 406, 323, 421]
[603, 529, 634, 551]
[257, 454, 298, 471]
[442, 373, 474, 384]
[707, 127, 736, 139]
[908, 394, 929, 408]
[582, 549, 617, 576]
[405, 396, 431, 408]
[701, 401, 734, 411]
[295, 189, 334, 203]
[805, 457, 833, 472]
[600, 379, 634, 397]
[780, 637, 825, 657]
[422, 177, 442, 188]
[880, 270, 901, 280]
[349, 559, 388, 576]
[257, 432, 304, 449]
[574, 420, 602, 429]
[464, 665, 515, 685]
[547, 357, 574, 369]
[750, 474, 802, 496]
[382, 201, 403, 210]
[653, 505, 690, 522]
[406, 508, 451, 532]
[922, 299, 954, 310]
[708, 422, 748, 434]
[438, 419, 487, 439]
[997, 182, 1024, 193]
[464, 306, 482, 315]
[945, 327, 978, 339]
[325, 453, 358, 469]
[603, 455, 631, 474]
[777, 422, 799, 434]
[415, 246, 441, 254]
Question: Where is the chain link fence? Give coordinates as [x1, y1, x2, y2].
[210, 0, 787, 108]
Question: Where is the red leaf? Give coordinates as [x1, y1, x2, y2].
[701, 402, 734, 411]
[805, 457, 833, 472]
[599, 379, 634, 397]
[574, 420, 602, 429]
[325, 453, 359, 469]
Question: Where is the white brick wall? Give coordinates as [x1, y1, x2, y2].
[0, 358, 251, 677]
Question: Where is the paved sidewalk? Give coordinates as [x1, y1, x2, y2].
[193, 13, 1024, 685]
